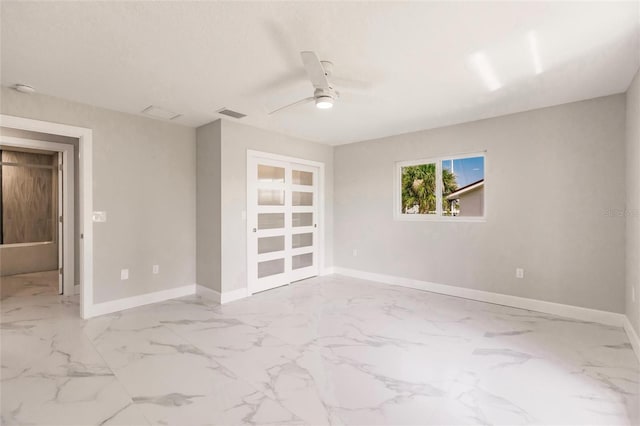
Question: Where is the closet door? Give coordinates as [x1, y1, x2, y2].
[288, 163, 318, 282]
[247, 155, 318, 294]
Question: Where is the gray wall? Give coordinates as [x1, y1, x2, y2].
[196, 120, 222, 292]
[220, 119, 333, 293]
[334, 94, 626, 313]
[1, 87, 196, 304]
[626, 69, 640, 334]
[1, 84, 631, 317]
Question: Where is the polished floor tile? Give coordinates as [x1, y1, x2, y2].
[1, 274, 638, 425]
[1, 270, 60, 300]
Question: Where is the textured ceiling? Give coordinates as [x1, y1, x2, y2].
[2, 1, 639, 145]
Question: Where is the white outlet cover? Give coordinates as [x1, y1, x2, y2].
[153, 265, 159, 274]
[516, 268, 524, 279]
[120, 269, 129, 280]
[92, 211, 107, 222]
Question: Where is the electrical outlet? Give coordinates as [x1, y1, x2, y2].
[92, 211, 107, 222]
[120, 269, 129, 280]
[515, 268, 524, 279]
[152, 265, 159, 274]
[352, 249, 358, 257]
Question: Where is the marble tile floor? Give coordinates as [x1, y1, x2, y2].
[1, 274, 638, 425]
[1, 270, 60, 300]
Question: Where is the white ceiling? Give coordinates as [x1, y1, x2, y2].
[2, 1, 639, 145]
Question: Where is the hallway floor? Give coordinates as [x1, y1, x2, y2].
[1, 274, 638, 425]
[0, 270, 59, 300]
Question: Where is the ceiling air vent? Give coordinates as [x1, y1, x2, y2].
[141, 105, 181, 121]
[217, 108, 247, 119]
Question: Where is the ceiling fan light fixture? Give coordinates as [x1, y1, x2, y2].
[315, 96, 334, 109]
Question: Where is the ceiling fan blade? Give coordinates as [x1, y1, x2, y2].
[268, 97, 315, 115]
[300, 51, 330, 90]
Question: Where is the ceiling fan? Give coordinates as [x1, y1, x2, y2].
[269, 51, 356, 115]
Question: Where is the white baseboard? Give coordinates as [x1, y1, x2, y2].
[221, 287, 249, 304]
[195, 284, 248, 304]
[87, 284, 196, 318]
[196, 284, 221, 302]
[623, 315, 640, 362]
[333, 267, 625, 327]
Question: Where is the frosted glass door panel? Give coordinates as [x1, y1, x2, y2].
[258, 189, 285, 206]
[292, 191, 313, 206]
[292, 170, 313, 186]
[292, 253, 313, 270]
[258, 236, 285, 254]
[292, 212, 313, 227]
[258, 258, 285, 278]
[258, 213, 284, 230]
[258, 165, 285, 183]
[292, 233, 313, 249]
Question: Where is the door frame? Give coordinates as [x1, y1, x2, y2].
[0, 115, 93, 319]
[57, 152, 63, 293]
[246, 149, 325, 296]
[0, 136, 73, 296]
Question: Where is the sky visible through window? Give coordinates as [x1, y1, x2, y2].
[442, 156, 484, 188]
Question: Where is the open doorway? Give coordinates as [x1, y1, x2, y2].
[0, 115, 93, 318]
[0, 134, 75, 299]
[0, 147, 64, 297]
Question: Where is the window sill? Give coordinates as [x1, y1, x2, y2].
[394, 215, 486, 223]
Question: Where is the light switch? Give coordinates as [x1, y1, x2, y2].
[120, 269, 129, 280]
[93, 211, 107, 222]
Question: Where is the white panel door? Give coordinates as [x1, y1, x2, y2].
[248, 156, 319, 294]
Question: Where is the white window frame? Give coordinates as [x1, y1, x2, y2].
[394, 151, 486, 222]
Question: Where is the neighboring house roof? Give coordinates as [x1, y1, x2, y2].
[445, 179, 484, 200]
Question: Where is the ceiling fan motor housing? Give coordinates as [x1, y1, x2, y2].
[314, 87, 337, 100]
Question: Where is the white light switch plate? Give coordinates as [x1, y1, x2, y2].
[93, 211, 107, 222]
[120, 269, 129, 280]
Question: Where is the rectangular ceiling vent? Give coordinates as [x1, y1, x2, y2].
[141, 105, 181, 121]
[217, 108, 247, 119]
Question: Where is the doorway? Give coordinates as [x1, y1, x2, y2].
[0, 115, 93, 318]
[247, 151, 323, 294]
[0, 137, 74, 297]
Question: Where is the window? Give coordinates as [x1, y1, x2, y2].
[395, 152, 485, 221]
